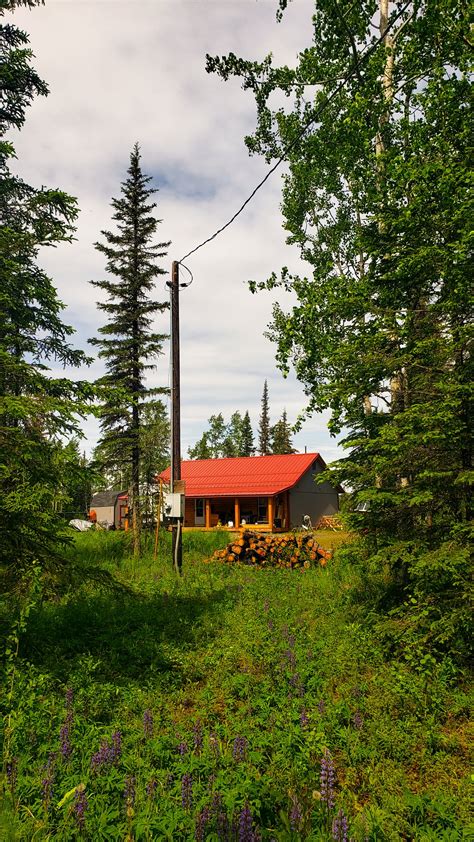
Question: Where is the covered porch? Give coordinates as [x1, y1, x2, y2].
[183, 493, 290, 532]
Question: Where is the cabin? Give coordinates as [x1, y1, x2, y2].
[159, 453, 342, 531]
[89, 490, 128, 529]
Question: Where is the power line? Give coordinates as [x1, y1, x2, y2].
[180, 2, 411, 264]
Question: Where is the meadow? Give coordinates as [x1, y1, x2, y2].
[1, 530, 471, 840]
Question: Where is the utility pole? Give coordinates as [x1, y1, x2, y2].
[170, 260, 182, 574]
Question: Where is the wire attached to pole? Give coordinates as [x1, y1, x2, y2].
[179, 1, 411, 264]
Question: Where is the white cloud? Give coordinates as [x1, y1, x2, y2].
[7, 0, 343, 463]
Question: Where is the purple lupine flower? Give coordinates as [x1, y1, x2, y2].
[165, 772, 175, 789]
[177, 740, 188, 756]
[124, 775, 136, 810]
[60, 722, 72, 760]
[195, 805, 211, 841]
[320, 749, 335, 809]
[6, 757, 18, 793]
[146, 778, 157, 800]
[238, 801, 255, 842]
[208, 773, 216, 792]
[352, 711, 363, 730]
[288, 634, 296, 649]
[282, 624, 289, 639]
[193, 721, 203, 754]
[74, 788, 88, 830]
[233, 735, 248, 762]
[41, 774, 54, 811]
[267, 619, 274, 632]
[110, 730, 122, 762]
[318, 699, 326, 715]
[290, 797, 303, 832]
[91, 741, 112, 771]
[143, 708, 154, 738]
[332, 808, 349, 841]
[181, 772, 193, 811]
[284, 649, 296, 668]
[300, 706, 309, 728]
[263, 599, 270, 612]
[217, 805, 230, 841]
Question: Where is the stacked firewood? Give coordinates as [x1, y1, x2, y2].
[207, 530, 331, 569]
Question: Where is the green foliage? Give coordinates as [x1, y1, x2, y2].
[258, 379, 271, 455]
[0, 1, 92, 588]
[271, 409, 295, 455]
[188, 410, 256, 459]
[206, 0, 472, 657]
[90, 143, 170, 555]
[0, 536, 470, 838]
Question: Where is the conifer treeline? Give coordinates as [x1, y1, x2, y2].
[188, 381, 296, 459]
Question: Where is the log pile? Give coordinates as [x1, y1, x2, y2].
[207, 530, 331, 569]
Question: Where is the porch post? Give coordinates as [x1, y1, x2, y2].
[268, 496, 274, 532]
[205, 498, 211, 529]
[234, 497, 240, 528]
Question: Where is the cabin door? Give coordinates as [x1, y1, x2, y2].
[195, 498, 205, 526]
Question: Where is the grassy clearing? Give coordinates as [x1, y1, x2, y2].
[1, 531, 471, 840]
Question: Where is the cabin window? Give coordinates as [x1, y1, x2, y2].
[195, 499, 204, 518]
[257, 497, 268, 522]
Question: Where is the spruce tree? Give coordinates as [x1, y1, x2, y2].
[271, 410, 295, 455]
[90, 144, 170, 558]
[258, 380, 271, 455]
[241, 410, 255, 456]
[0, 0, 91, 588]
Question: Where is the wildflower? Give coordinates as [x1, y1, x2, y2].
[177, 740, 188, 756]
[238, 801, 256, 842]
[60, 722, 72, 760]
[352, 711, 363, 730]
[300, 706, 309, 728]
[267, 619, 274, 632]
[146, 778, 157, 800]
[143, 708, 154, 738]
[288, 634, 296, 649]
[181, 772, 193, 811]
[124, 775, 136, 810]
[195, 804, 211, 841]
[318, 699, 326, 715]
[6, 757, 18, 794]
[74, 787, 88, 830]
[320, 749, 335, 809]
[233, 735, 248, 762]
[110, 730, 122, 762]
[263, 599, 270, 612]
[290, 796, 303, 832]
[193, 720, 203, 754]
[284, 649, 296, 668]
[165, 772, 175, 789]
[332, 808, 349, 841]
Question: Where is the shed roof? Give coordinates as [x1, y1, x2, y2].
[159, 453, 329, 498]
[90, 490, 126, 508]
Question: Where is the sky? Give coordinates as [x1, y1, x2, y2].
[8, 0, 344, 463]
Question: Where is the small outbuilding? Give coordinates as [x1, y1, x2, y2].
[159, 452, 342, 531]
[89, 490, 128, 529]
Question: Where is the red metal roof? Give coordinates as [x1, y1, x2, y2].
[159, 453, 325, 498]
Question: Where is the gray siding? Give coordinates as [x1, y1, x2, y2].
[289, 460, 339, 528]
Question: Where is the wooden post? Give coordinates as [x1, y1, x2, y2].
[170, 260, 182, 574]
[234, 498, 240, 529]
[205, 498, 211, 529]
[268, 496, 274, 532]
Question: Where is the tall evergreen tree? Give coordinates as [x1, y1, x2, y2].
[241, 410, 255, 456]
[0, 0, 91, 588]
[90, 144, 170, 557]
[258, 380, 271, 455]
[271, 410, 295, 455]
